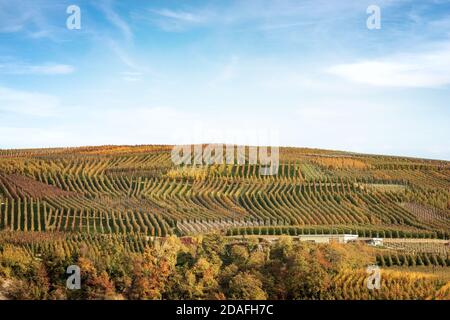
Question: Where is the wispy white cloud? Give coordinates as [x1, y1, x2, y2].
[106, 40, 147, 82]
[146, 7, 212, 32]
[0, 62, 74, 75]
[327, 42, 450, 88]
[98, 1, 133, 42]
[108, 40, 138, 69]
[0, 86, 61, 117]
[0, 24, 24, 33]
[0, 0, 61, 40]
[152, 9, 205, 23]
[145, 0, 383, 33]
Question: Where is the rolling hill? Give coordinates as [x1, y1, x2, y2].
[0, 145, 449, 300]
[0, 145, 448, 238]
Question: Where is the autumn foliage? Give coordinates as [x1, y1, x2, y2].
[0, 233, 448, 300]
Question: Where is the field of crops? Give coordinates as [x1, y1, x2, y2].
[328, 268, 450, 299]
[0, 145, 449, 240]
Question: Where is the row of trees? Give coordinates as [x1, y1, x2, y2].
[0, 198, 171, 236]
[377, 253, 450, 267]
[226, 225, 448, 239]
[0, 233, 448, 300]
[330, 269, 447, 300]
[1, 146, 448, 239]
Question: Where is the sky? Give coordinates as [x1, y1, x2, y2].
[0, 0, 449, 160]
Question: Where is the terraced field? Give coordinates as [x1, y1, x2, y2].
[0, 145, 449, 240]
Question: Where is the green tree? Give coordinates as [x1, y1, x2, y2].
[228, 272, 267, 300]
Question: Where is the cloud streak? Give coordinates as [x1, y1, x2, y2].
[327, 43, 450, 88]
[0, 62, 74, 75]
[0, 86, 61, 117]
[147, 8, 210, 32]
[152, 9, 205, 23]
[98, 1, 133, 42]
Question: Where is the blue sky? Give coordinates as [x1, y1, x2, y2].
[0, 0, 449, 160]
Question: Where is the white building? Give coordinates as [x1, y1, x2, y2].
[366, 238, 383, 246]
[297, 234, 359, 244]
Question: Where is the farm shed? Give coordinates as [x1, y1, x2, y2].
[297, 234, 359, 244]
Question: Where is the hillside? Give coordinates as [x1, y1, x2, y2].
[0, 145, 448, 238]
[0, 145, 449, 300]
